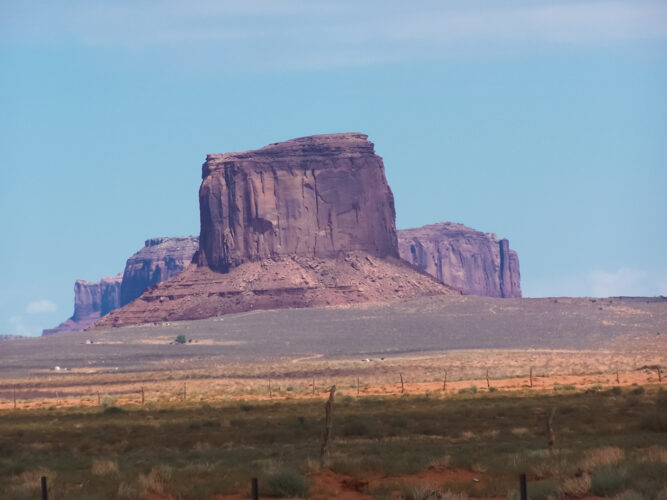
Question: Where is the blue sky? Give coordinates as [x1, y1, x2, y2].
[1, 0, 666, 336]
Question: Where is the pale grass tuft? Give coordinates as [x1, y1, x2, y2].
[429, 455, 452, 468]
[118, 481, 140, 500]
[635, 445, 667, 464]
[560, 473, 591, 497]
[91, 459, 119, 475]
[579, 446, 624, 472]
[193, 441, 211, 451]
[138, 464, 172, 495]
[459, 430, 476, 440]
[511, 427, 531, 437]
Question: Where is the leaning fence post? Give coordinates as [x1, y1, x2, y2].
[443, 369, 447, 392]
[357, 376, 360, 397]
[486, 368, 490, 390]
[41, 475, 48, 500]
[400, 373, 404, 394]
[658, 367, 663, 384]
[520, 474, 527, 500]
[320, 385, 336, 464]
[251, 477, 259, 500]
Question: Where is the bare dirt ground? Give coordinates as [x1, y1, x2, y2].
[1, 295, 665, 409]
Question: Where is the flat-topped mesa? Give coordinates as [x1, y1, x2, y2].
[120, 236, 199, 307]
[197, 133, 399, 272]
[43, 274, 122, 335]
[398, 222, 521, 298]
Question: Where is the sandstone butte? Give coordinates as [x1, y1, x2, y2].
[398, 222, 521, 298]
[42, 238, 198, 335]
[93, 133, 459, 328]
[43, 275, 122, 335]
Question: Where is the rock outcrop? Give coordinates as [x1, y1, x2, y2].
[120, 237, 199, 307]
[198, 133, 399, 272]
[43, 274, 122, 335]
[94, 133, 458, 328]
[398, 222, 521, 298]
[44, 237, 198, 335]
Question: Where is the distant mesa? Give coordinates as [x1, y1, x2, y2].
[43, 274, 122, 335]
[47, 133, 523, 332]
[42, 237, 198, 335]
[94, 133, 458, 328]
[398, 222, 521, 298]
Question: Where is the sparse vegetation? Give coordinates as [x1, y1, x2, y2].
[1, 384, 665, 499]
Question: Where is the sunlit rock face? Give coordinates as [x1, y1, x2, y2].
[398, 222, 521, 298]
[197, 133, 400, 272]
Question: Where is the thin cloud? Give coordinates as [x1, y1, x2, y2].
[1, 1, 666, 70]
[26, 299, 57, 314]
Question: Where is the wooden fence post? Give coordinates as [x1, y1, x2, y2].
[320, 385, 336, 464]
[443, 369, 447, 392]
[400, 374, 404, 394]
[547, 408, 556, 452]
[529, 367, 533, 388]
[183, 382, 187, 402]
[268, 379, 272, 398]
[141, 386, 145, 406]
[520, 474, 527, 500]
[41, 475, 48, 500]
[251, 477, 259, 500]
[312, 378, 315, 396]
[357, 376, 360, 397]
[616, 367, 620, 384]
[97, 390, 100, 406]
[13, 385, 16, 410]
[486, 369, 490, 390]
[658, 367, 663, 384]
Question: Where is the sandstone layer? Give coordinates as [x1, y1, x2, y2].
[94, 252, 456, 328]
[120, 237, 199, 307]
[43, 274, 122, 335]
[198, 133, 399, 272]
[398, 222, 521, 298]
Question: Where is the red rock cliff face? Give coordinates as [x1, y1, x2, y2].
[398, 222, 521, 298]
[43, 274, 122, 335]
[197, 133, 399, 272]
[93, 134, 458, 328]
[120, 237, 199, 307]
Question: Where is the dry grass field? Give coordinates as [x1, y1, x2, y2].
[1, 295, 666, 499]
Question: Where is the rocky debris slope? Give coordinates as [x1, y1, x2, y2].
[93, 133, 458, 328]
[398, 222, 521, 298]
[94, 252, 455, 328]
[43, 274, 122, 335]
[198, 133, 399, 272]
[120, 237, 199, 307]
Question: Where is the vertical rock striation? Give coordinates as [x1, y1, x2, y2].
[398, 222, 521, 297]
[197, 133, 399, 272]
[120, 236, 199, 307]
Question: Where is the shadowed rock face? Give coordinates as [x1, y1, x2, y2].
[43, 274, 122, 335]
[197, 133, 399, 272]
[398, 222, 521, 298]
[120, 237, 199, 307]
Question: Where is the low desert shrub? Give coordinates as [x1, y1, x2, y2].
[553, 384, 576, 391]
[591, 466, 625, 496]
[458, 385, 478, 395]
[263, 469, 309, 498]
[579, 447, 624, 472]
[103, 406, 124, 414]
[639, 412, 667, 432]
